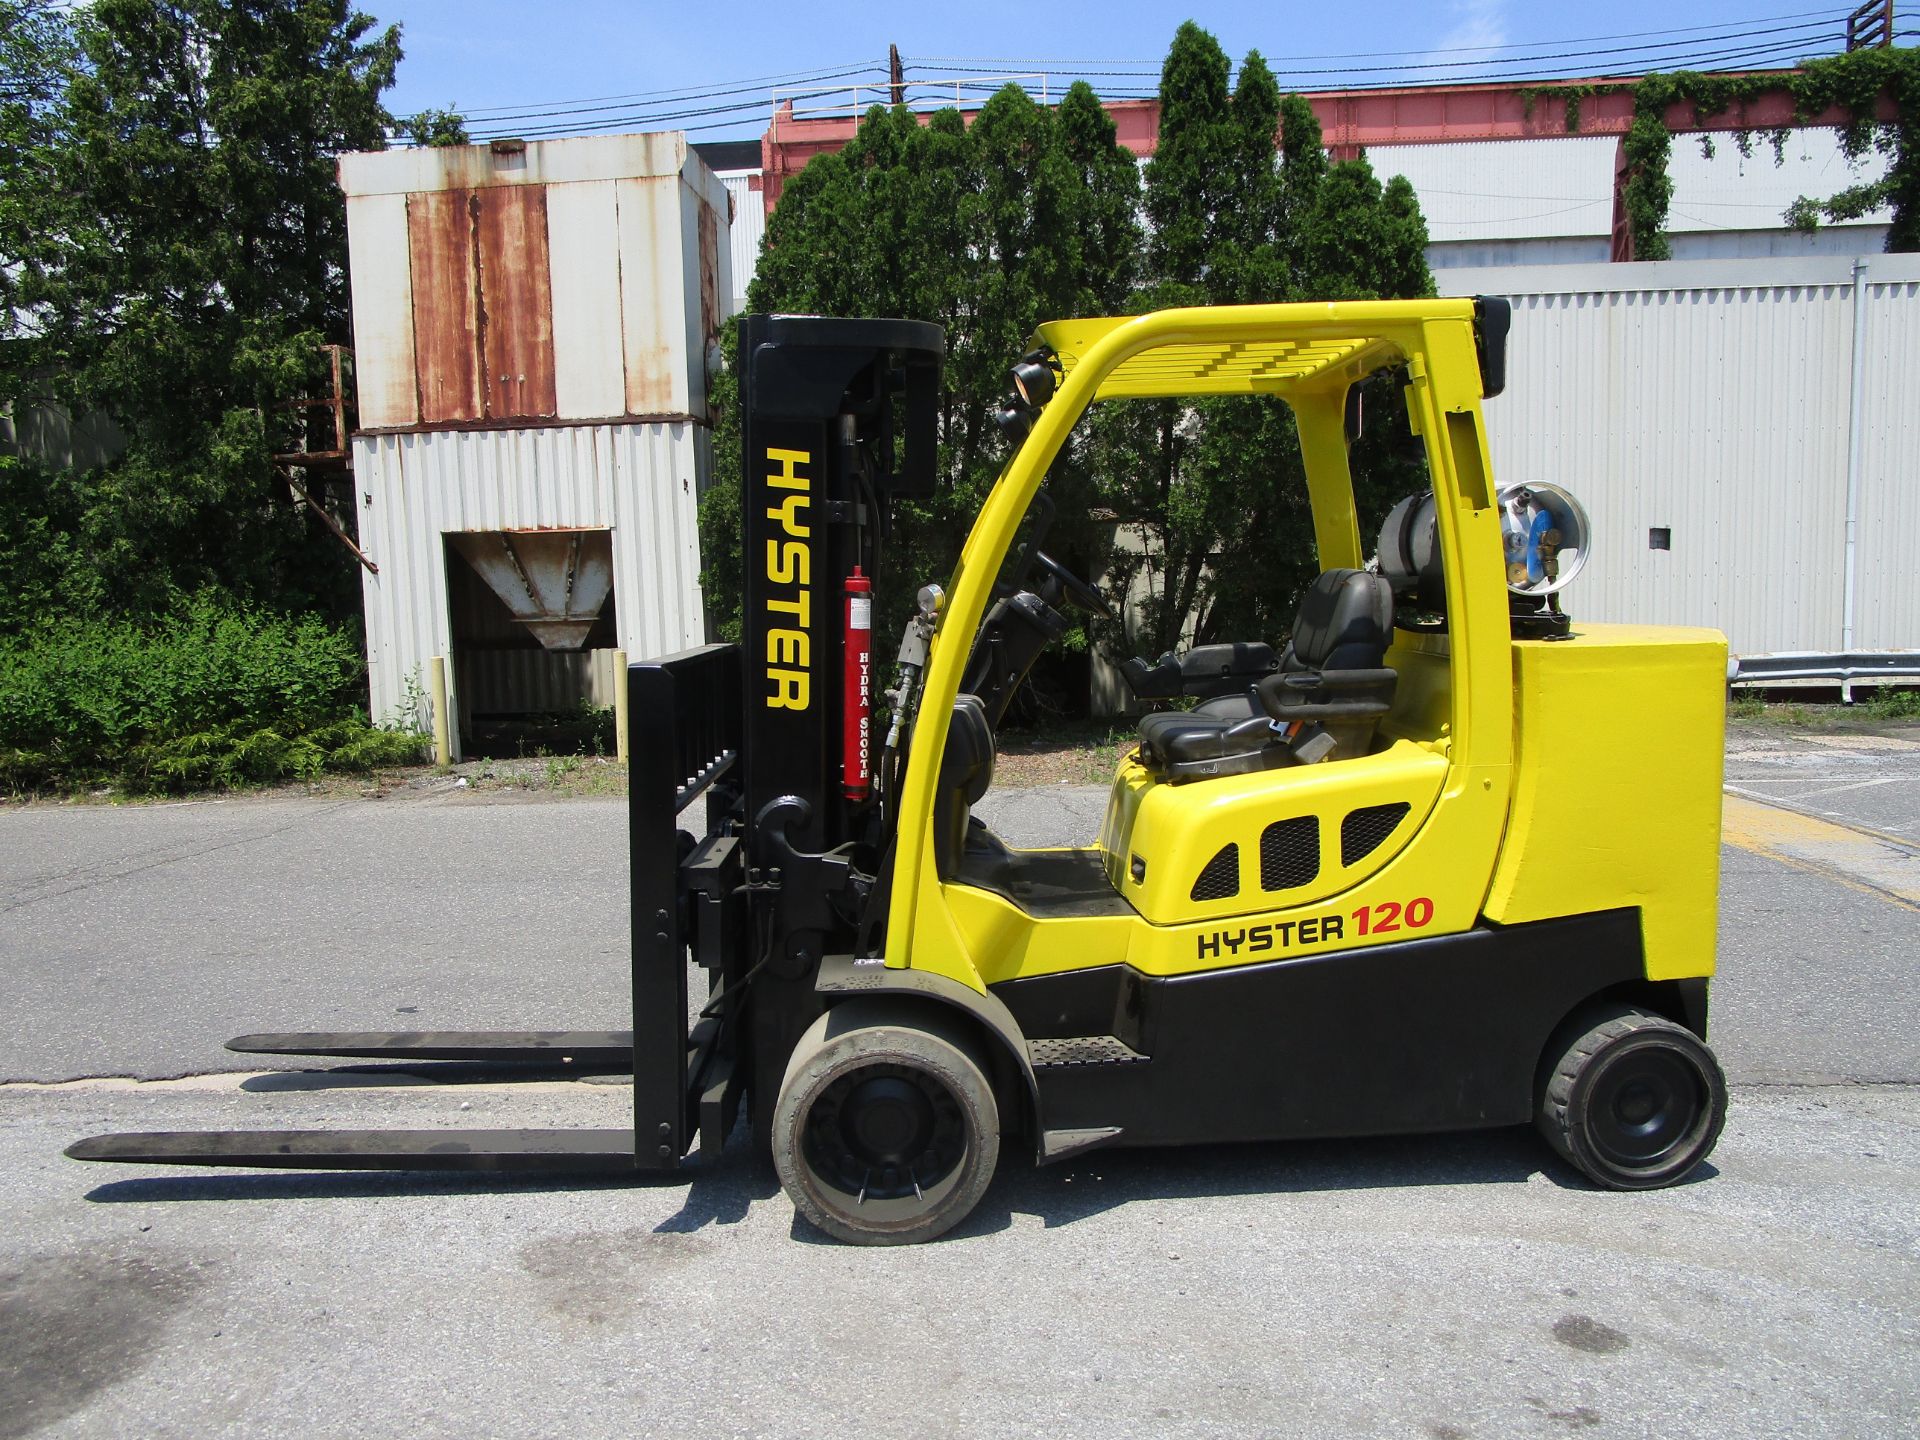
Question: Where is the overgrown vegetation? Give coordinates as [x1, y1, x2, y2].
[1519, 49, 1920, 260]
[709, 21, 1434, 698]
[0, 593, 423, 795]
[1, 0, 462, 792]
[1728, 688, 1920, 725]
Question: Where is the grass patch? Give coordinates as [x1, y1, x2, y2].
[1728, 688, 1920, 729]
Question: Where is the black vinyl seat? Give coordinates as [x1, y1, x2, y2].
[934, 695, 996, 877]
[1138, 569, 1398, 782]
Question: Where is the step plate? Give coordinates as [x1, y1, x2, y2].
[1028, 1035, 1148, 1067]
[226, 1032, 634, 1065]
[66, 1128, 639, 1173]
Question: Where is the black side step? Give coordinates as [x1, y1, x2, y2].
[226, 1032, 634, 1065]
[66, 1128, 640, 1173]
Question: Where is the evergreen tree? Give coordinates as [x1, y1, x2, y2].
[1093, 25, 1435, 662]
[706, 24, 1436, 701]
[0, 1, 457, 625]
[704, 83, 1141, 652]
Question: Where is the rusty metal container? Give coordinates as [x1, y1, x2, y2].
[337, 133, 730, 752]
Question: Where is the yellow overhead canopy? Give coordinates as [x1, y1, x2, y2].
[1032, 304, 1459, 400]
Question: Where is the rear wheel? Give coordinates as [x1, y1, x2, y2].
[1537, 1004, 1726, 1190]
[773, 1003, 999, 1245]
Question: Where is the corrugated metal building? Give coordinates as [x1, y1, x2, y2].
[1437, 253, 1920, 659]
[716, 171, 766, 317]
[338, 132, 731, 754]
[1377, 132, 1893, 271]
[693, 139, 766, 318]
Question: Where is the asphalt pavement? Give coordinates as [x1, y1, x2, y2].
[2, 727, 1916, 1438]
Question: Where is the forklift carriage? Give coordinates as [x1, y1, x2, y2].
[71, 301, 1730, 1244]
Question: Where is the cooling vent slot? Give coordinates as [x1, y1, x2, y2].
[1260, 817, 1320, 891]
[1341, 801, 1412, 867]
[1189, 843, 1240, 901]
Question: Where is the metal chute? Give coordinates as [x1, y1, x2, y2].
[447, 529, 614, 651]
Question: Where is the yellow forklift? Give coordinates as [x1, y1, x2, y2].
[72, 300, 1729, 1245]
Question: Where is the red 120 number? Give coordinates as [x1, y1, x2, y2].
[1353, 897, 1434, 935]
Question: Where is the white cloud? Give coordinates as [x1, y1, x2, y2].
[1434, 0, 1511, 55]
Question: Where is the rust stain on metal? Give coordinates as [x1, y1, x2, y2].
[406, 189, 483, 423]
[618, 177, 677, 418]
[698, 197, 720, 358]
[468, 191, 490, 417]
[356, 411, 703, 437]
[475, 186, 558, 420]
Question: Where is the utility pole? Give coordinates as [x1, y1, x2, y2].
[889, 44, 905, 107]
[1845, 0, 1894, 50]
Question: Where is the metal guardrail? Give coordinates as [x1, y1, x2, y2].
[1728, 651, 1920, 686]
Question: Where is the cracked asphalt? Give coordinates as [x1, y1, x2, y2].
[1, 726, 1915, 1438]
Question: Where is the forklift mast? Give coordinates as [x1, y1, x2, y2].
[629, 316, 944, 1163]
[737, 315, 942, 854]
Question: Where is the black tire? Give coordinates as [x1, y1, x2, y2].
[1537, 1004, 1727, 1190]
[772, 1002, 999, 1245]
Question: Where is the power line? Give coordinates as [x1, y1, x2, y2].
[435, 10, 1851, 132]
[1032, 36, 1844, 101]
[413, 6, 1894, 146]
[458, 61, 886, 122]
[906, 18, 1847, 84]
[907, 8, 1853, 66]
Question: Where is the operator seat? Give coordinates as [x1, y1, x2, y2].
[1136, 569, 1397, 782]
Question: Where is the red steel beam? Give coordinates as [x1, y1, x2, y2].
[759, 70, 1897, 214]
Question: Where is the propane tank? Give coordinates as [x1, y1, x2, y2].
[842, 568, 873, 800]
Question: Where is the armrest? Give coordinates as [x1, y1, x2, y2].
[1258, 667, 1398, 721]
[1120, 652, 1183, 699]
[1123, 642, 1279, 701]
[1179, 643, 1278, 695]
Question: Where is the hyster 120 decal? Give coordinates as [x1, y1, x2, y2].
[1196, 897, 1433, 960]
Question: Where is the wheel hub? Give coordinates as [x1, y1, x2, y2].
[802, 1061, 966, 1203]
[842, 1075, 936, 1165]
[1590, 1049, 1705, 1169]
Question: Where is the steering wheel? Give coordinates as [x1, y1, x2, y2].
[1032, 550, 1109, 617]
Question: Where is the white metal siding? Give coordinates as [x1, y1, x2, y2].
[544, 180, 627, 419]
[1664, 129, 1891, 234]
[354, 421, 706, 740]
[339, 130, 692, 196]
[1430, 236, 1611, 271]
[1854, 274, 1920, 651]
[1376, 130, 1889, 250]
[718, 172, 764, 316]
[343, 192, 416, 428]
[615, 175, 691, 417]
[1369, 138, 1617, 242]
[1438, 254, 1920, 659]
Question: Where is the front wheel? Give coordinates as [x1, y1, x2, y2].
[773, 1003, 999, 1245]
[1537, 1004, 1727, 1190]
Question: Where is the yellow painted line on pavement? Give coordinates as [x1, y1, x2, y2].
[1722, 794, 1920, 911]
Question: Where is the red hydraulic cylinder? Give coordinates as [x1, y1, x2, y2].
[842, 568, 873, 800]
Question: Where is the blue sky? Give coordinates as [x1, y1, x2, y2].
[365, 2, 1876, 143]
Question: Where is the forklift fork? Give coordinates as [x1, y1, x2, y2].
[68, 644, 746, 1179]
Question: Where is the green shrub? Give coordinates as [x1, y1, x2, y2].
[1863, 687, 1920, 721]
[0, 592, 424, 793]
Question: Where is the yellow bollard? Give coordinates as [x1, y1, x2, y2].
[612, 649, 630, 763]
[429, 655, 451, 768]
